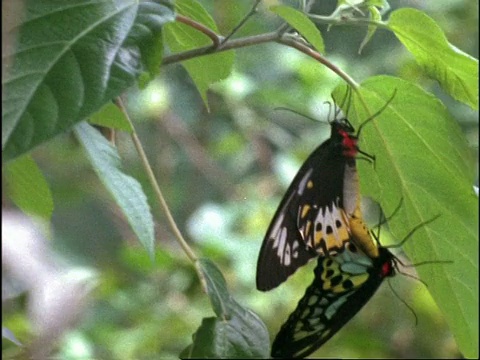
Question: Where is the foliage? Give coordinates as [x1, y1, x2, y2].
[2, 0, 478, 359]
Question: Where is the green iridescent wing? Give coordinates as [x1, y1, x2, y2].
[271, 243, 395, 359]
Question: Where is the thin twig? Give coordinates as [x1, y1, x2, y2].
[220, 0, 262, 46]
[276, 34, 358, 89]
[176, 14, 222, 47]
[113, 97, 198, 263]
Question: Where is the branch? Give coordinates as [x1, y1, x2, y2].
[275, 34, 358, 89]
[175, 14, 222, 47]
[162, 31, 280, 65]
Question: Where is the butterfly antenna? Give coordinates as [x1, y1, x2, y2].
[356, 89, 397, 139]
[387, 214, 441, 249]
[370, 209, 384, 247]
[324, 101, 334, 124]
[372, 198, 404, 234]
[274, 107, 320, 124]
[387, 279, 419, 326]
[394, 255, 452, 286]
[403, 259, 454, 268]
[331, 85, 351, 122]
[344, 86, 352, 119]
[393, 257, 429, 287]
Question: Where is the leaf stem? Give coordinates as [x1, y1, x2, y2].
[113, 98, 198, 263]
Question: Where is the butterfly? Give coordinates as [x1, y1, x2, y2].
[256, 106, 378, 292]
[256, 89, 397, 292]
[270, 215, 441, 359]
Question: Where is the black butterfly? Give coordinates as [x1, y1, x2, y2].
[270, 215, 442, 359]
[256, 117, 374, 292]
[256, 91, 396, 292]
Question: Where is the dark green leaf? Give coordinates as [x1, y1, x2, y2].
[197, 258, 232, 318]
[185, 259, 270, 358]
[2, 0, 175, 162]
[74, 122, 155, 260]
[182, 313, 269, 359]
[129, 1, 175, 85]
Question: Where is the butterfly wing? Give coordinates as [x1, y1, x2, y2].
[271, 244, 393, 358]
[256, 134, 357, 291]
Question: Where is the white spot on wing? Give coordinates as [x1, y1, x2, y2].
[276, 227, 287, 263]
[292, 240, 299, 258]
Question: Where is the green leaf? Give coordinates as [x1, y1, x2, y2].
[270, 5, 325, 53]
[74, 122, 155, 260]
[334, 75, 478, 358]
[183, 258, 269, 358]
[164, 0, 234, 107]
[2, 0, 175, 162]
[197, 258, 232, 318]
[89, 102, 133, 132]
[388, 8, 479, 110]
[4, 154, 54, 221]
[129, 1, 175, 86]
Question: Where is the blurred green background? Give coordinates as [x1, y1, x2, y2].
[2, 0, 477, 358]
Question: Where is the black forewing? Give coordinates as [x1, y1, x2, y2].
[256, 121, 355, 291]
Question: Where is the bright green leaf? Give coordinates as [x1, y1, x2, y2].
[388, 8, 478, 109]
[164, 0, 234, 107]
[334, 75, 478, 358]
[4, 154, 54, 221]
[89, 102, 133, 132]
[74, 122, 155, 260]
[270, 5, 325, 53]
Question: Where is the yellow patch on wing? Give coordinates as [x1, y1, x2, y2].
[349, 207, 379, 258]
[308, 204, 350, 254]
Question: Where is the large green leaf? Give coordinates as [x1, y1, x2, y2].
[74, 122, 155, 260]
[2, 0, 174, 162]
[334, 75, 478, 358]
[164, 0, 234, 107]
[182, 258, 270, 358]
[388, 8, 478, 110]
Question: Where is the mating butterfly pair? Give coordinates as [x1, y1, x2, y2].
[255, 90, 422, 358]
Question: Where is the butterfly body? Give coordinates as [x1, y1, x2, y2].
[256, 119, 375, 291]
[271, 242, 395, 358]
